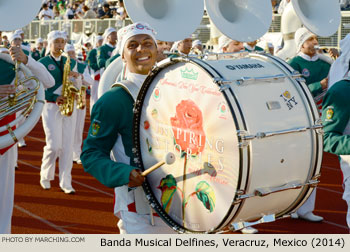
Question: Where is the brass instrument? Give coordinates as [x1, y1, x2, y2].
[59, 51, 79, 116]
[76, 85, 87, 110]
[0, 59, 40, 121]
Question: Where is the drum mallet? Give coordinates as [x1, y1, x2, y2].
[141, 152, 176, 177]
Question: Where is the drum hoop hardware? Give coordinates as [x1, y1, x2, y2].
[237, 123, 323, 147]
[229, 214, 276, 231]
[233, 175, 320, 204]
[235, 73, 302, 86]
[212, 73, 303, 88]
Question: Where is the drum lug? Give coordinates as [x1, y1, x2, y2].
[232, 189, 246, 205]
[229, 214, 276, 231]
[314, 119, 324, 135]
[237, 130, 249, 148]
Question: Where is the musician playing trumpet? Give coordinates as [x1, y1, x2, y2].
[0, 38, 54, 234]
[81, 22, 176, 234]
[38, 31, 80, 194]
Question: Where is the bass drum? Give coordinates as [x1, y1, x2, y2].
[133, 53, 323, 233]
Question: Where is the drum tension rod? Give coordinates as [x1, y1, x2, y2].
[237, 123, 323, 148]
[233, 175, 320, 204]
[229, 214, 276, 231]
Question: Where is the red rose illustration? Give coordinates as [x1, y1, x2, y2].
[170, 99, 206, 155]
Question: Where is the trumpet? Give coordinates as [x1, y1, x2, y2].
[59, 50, 79, 117]
[314, 45, 339, 60]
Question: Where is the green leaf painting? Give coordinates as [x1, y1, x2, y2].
[195, 181, 216, 212]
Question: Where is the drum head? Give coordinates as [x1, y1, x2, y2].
[133, 59, 241, 233]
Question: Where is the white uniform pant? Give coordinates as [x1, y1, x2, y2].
[72, 107, 86, 161]
[296, 189, 317, 216]
[40, 103, 76, 189]
[90, 80, 99, 114]
[0, 145, 16, 234]
[117, 211, 176, 234]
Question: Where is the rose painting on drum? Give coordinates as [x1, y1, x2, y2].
[170, 99, 206, 156]
[155, 99, 216, 223]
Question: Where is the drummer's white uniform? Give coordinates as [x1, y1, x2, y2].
[0, 56, 54, 233]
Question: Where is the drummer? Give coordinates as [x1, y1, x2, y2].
[81, 22, 176, 234]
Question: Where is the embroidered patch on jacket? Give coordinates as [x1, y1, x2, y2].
[91, 121, 101, 136]
[302, 68, 310, 77]
[325, 107, 334, 121]
[48, 64, 56, 71]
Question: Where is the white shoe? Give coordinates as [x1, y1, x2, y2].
[240, 226, 258, 234]
[18, 142, 27, 148]
[73, 159, 82, 164]
[61, 186, 75, 194]
[291, 212, 323, 222]
[40, 180, 51, 190]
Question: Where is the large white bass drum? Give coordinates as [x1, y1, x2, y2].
[133, 53, 323, 233]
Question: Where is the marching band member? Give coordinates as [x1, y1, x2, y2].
[81, 22, 176, 234]
[176, 37, 192, 55]
[288, 27, 330, 98]
[38, 31, 80, 194]
[14, 29, 31, 55]
[322, 34, 350, 231]
[31, 38, 44, 61]
[87, 35, 103, 112]
[97, 27, 117, 70]
[156, 40, 171, 62]
[64, 43, 94, 164]
[288, 27, 327, 222]
[217, 35, 244, 53]
[191, 39, 203, 54]
[244, 40, 264, 52]
[0, 41, 54, 234]
[105, 48, 120, 68]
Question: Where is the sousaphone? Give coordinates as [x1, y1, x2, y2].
[124, 0, 204, 41]
[0, 0, 44, 149]
[205, 0, 273, 42]
[276, 0, 341, 60]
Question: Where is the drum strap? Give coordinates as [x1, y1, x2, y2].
[111, 80, 139, 101]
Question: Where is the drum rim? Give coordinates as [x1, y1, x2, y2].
[132, 56, 247, 233]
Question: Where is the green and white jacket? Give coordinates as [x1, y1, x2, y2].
[97, 44, 115, 69]
[322, 79, 350, 181]
[39, 55, 78, 102]
[81, 73, 147, 216]
[288, 53, 331, 97]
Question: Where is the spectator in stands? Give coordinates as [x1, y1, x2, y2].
[65, 4, 75, 20]
[98, 3, 113, 19]
[38, 3, 53, 20]
[271, 0, 279, 13]
[81, 5, 97, 19]
[53, 6, 61, 20]
[58, 3, 66, 17]
[116, 0, 127, 20]
[340, 0, 350, 10]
